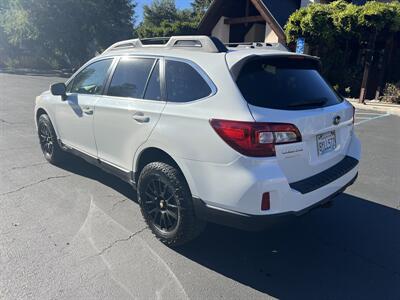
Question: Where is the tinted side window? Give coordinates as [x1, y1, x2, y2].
[70, 59, 112, 95]
[107, 58, 155, 98]
[144, 60, 162, 101]
[66, 80, 73, 93]
[166, 60, 212, 102]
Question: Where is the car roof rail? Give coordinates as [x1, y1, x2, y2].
[225, 42, 288, 52]
[102, 36, 228, 54]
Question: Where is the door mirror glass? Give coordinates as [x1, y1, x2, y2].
[50, 83, 67, 100]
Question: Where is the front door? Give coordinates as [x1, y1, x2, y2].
[55, 58, 114, 156]
[94, 57, 166, 171]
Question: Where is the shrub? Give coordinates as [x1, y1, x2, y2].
[380, 83, 400, 104]
[285, 1, 400, 98]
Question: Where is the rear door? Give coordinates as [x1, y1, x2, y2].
[234, 55, 354, 182]
[93, 56, 165, 171]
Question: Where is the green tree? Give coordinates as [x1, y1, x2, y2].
[285, 0, 400, 96]
[142, 0, 179, 26]
[136, 0, 198, 38]
[0, 0, 136, 69]
[191, 0, 212, 20]
[0, 1, 12, 66]
[136, 0, 212, 38]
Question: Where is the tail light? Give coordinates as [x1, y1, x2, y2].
[261, 192, 270, 210]
[210, 119, 302, 157]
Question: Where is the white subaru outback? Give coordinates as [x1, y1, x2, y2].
[35, 36, 361, 246]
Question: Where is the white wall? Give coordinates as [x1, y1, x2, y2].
[211, 17, 281, 44]
[211, 17, 230, 43]
[210, 1, 321, 44]
[245, 23, 266, 42]
[264, 23, 279, 43]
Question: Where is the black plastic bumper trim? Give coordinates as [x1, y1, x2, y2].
[193, 173, 358, 231]
[289, 156, 359, 194]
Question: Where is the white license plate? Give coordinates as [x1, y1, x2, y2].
[317, 131, 336, 156]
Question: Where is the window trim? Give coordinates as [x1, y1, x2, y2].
[164, 57, 217, 104]
[103, 56, 165, 102]
[65, 54, 217, 103]
[142, 59, 160, 100]
[160, 57, 167, 101]
[65, 57, 115, 96]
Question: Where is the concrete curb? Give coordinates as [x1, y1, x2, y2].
[348, 99, 400, 116]
[0, 68, 72, 78]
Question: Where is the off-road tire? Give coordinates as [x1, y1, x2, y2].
[138, 162, 206, 247]
[38, 114, 66, 164]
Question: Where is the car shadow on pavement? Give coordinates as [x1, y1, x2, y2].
[56, 154, 137, 201]
[177, 194, 400, 300]
[56, 156, 400, 299]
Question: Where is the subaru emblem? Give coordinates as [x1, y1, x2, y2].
[333, 116, 341, 125]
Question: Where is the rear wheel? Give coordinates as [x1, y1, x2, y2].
[38, 114, 66, 164]
[138, 162, 205, 246]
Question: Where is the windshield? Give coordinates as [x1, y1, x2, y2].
[236, 57, 343, 110]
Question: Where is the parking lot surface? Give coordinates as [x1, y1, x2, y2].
[1, 73, 399, 299]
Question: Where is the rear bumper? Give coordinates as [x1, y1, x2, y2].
[193, 173, 358, 231]
[289, 156, 359, 194]
[180, 132, 361, 216]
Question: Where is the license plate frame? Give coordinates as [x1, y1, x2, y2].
[316, 131, 337, 156]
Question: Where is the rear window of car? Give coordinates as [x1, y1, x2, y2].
[165, 60, 212, 102]
[236, 57, 343, 110]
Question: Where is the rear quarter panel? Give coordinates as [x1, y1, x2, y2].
[132, 53, 255, 196]
[134, 54, 253, 164]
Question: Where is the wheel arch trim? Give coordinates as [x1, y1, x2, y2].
[133, 144, 199, 197]
[35, 107, 60, 137]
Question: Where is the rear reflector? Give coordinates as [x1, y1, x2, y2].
[261, 193, 270, 210]
[210, 119, 301, 157]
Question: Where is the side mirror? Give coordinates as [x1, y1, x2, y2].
[50, 83, 67, 101]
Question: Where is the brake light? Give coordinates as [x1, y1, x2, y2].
[261, 193, 270, 210]
[210, 119, 302, 157]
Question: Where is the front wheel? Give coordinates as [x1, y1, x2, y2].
[138, 162, 205, 247]
[37, 114, 66, 164]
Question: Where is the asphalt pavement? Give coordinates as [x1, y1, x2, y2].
[1, 73, 399, 300]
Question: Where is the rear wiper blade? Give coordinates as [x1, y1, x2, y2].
[287, 98, 327, 108]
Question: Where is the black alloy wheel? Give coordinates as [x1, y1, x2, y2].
[39, 121, 54, 158]
[37, 114, 66, 164]
[142, 177, 180, 233]
[138, 162, 206, 246]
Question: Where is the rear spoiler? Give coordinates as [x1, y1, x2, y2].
[227, 53, 321, 80]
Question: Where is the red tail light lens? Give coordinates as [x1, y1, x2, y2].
[210, 119, 302, 157]
[261, 192, 270, 210]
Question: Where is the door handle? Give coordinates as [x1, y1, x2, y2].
[132, 112, 150, 123]
[82, 106, 94, 115]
